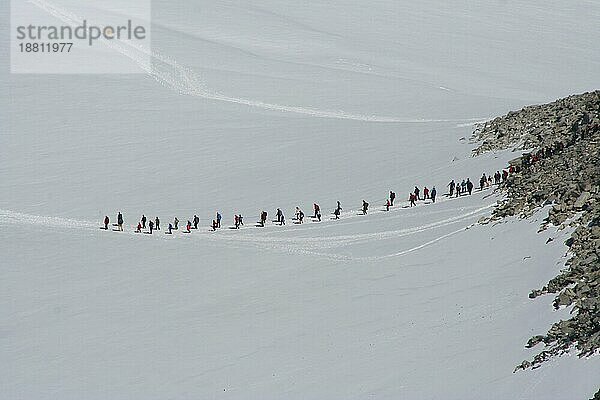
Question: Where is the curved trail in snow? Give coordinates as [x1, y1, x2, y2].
[0, 192, 497, 261]
[30, 0, 485, 124]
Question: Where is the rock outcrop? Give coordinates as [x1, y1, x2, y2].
[472, 91, 600, 376]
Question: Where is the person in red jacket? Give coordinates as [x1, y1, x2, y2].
[409, 193, 416, 207]
[423, 187, 430, 200]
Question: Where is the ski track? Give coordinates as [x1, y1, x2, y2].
[31, 0, 484, 124]
[0, 192, 497, 261]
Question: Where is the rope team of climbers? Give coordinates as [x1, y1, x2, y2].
[101, 166, 521, 236]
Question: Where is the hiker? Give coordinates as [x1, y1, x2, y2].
[186, 220, 192, 233]
[216, 212, 222, 228]
[414, 186, 420, 200]
[149, 220, 154, 234]
[334, 201, 342, 219]
[494, 171, 501, 184]
[234, 215, 239, 229]
[316, 209, 322, 222]
[155, 216, 160, 230]
[460, 180, 466, 194]
[103, 216, 109, 230]
[135, 222, 142, 233]
[456, 182, 461, 197]
[313, 203, 320, 219]
[260, 211, 268, 227]
[502, 170, 508, 182]
[281, 212, 286, 225]
[448, 180, 455, 196]
[193, 215, 199, 229]
[466, 178, 473, 195]
[390, 191, 396, 206]
[167, 223, 173, 234]
[239, 215, 243, 226]
[480, 174, 486, 190]
[431, 187, 437, 203]
[409, 193, 416, 207]
[362, 200, 369, 215]
[333, 207, 340, 219]
[298, 209, 304, 223]
[295, 207, 301, 221]
[212, 220, 217, 231]
[174, 217, 179, 230]
[423, 187, 430, 200]
[141, 215, 146, 229]
[276, 208, 283, 224]
[385, 199, 390, 211]
[117, 212, 123, 231]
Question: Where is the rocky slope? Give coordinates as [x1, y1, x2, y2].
[472, 91, 599, 395]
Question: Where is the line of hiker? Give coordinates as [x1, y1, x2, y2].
[102, 165, 519, 235]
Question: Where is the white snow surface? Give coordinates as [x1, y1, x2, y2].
[1, 1, 600, 399]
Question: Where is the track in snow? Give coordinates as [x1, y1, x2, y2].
[0, 188, 501, 261]
[30, 0, 486, 124]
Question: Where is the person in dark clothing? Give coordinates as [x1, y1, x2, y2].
[423, 187, 430, 200]
[431, 187, 437, 203]
[448, 180, 455, 196]
[136, 222, 142, 233]
[193, 215, 199, 229]
[239, 215, 243, 226]
[149, 220, 154, 234]
[117, 212, 124, 231]
[336, 201, 342, 215]
[334, 207, 340, 219]
[174, 217, 179, 230]
[260, 211, 268, 227]
[216, 212, 222, 228]
[409, 193, 416, 207]
[313, 203, 320, 219]
[385, 199, 390, 211]
[362, 200, 369, 215]
[480, 174, 486, 191]
[275, 209, 285, 225]
[234, 215, 240, 229]
[186, 220, 192, 233]
[390, 191, 396, 206]
[466, 178, 473, 195]
[141, 215, 146, 229]
[414, 186, 420, 200]
[167, 223, 173, 234]
[298, 210, 304, 223]
[212, 220, 217, 231]
[103, 216, 109, 230]
[155, 216, 160, 230]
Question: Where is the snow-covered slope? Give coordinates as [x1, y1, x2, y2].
[1, 1, 599, 399]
